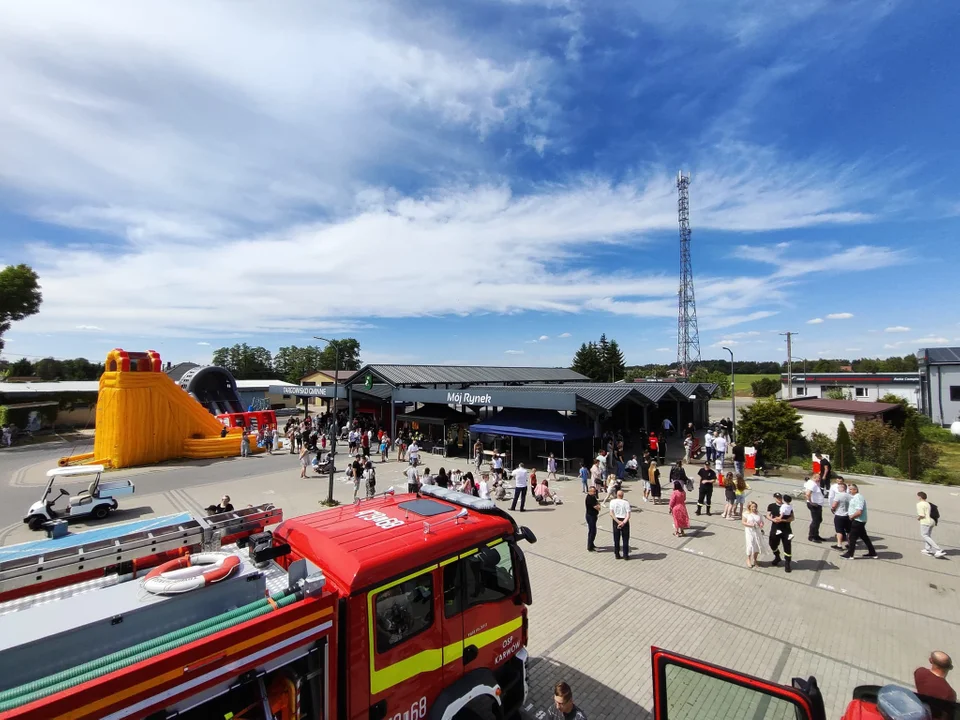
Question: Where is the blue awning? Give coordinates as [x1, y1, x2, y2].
[470, 409, 592, 442]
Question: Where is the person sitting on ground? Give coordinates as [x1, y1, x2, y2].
[625, 455, 639, 478]
[535, 477, 559, 504]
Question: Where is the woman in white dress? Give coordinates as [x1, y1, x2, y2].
[742, 500, 764, 568]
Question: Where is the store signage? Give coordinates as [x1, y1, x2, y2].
[391, 387, 576, 411]
[269, 385, 345, 397]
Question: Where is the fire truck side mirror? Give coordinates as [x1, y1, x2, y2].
[515, 526, 537, 544]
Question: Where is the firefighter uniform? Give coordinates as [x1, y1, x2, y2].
[766, 493, 794, 573]
[695, 465, 716, 515]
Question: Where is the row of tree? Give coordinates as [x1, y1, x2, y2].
[2, 356, 105, 381]
[211, 340, 362, 383]
[623, 354, 918, 379]
[570, 334, 626, 382]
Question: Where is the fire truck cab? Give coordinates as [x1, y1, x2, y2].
[0, 485, 535, 720]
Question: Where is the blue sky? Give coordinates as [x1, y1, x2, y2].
[1, 0, 958, 371]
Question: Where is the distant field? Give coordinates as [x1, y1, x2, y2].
[733, 373, 778, 397]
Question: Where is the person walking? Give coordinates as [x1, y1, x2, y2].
[683, 434, 693, 464]
[379, 434, 390, 463]
[609, 490, 631, 560]
[648, 431, 659, 464]
[742, 501, 765, 568]
[713, 433, 728, 471]
[578, 461, 590, 493]
[648, 460, 662, 505]
[914, 652, 956, 703]
[704, 428, 715, 464]
[298, 443, 309, 478]
[473, 438, 484, 470]
[547, 453, 558, 482]
[803, 474, 827, 543]
[263, 426, 274, 455]
[829, 480, 851, 550]
[917, 491, 947, 558]
[731, 440, 745, 477]
[841, 484, 877, 560]
[590, 459, 604, 494]
[753, 438, 766, 477]
[815, 452, 832, 493]
[240, 428, 250, 458]
[510, 463, 529, 512]
[669, 481, 690, 537]
[722, 472, 736, 519]
[364, 461, 377, 499]
[733, 475, 750, 518]
[546, 682, 588, 720]
[585, 486, 600, 552]
[695, 461, 716, 515]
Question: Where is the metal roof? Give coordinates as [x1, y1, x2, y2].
[349, 383, 395, 400]
[632, 383, 689, 403]
[235, 379, 298, 390]
[0, 381, 99, 394]
[787, 398, 901, 415]
[918, 347, 960, 364]
[348, 364, 588, 387]
[461, 383, 647, 411]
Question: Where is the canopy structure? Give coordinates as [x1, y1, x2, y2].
[396, 403, 473, 427]
[470, 408, 592, 442]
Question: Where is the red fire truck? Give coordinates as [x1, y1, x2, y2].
[651, 647, 959, 720]
[0, 485, 536, 720]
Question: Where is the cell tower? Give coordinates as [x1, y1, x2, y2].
[676, 171, 701, 378]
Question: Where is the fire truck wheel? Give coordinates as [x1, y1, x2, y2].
[429, 669, 503, 720]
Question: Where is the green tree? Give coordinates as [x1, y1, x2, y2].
[602, 339, 626, 382]
[807, 431, 836, 458]
[690, 368, 730, 398]
[4, 358, 34, 377]
[736, 398, 803, 461]
[571, 342, 603, 381]
[835, 421, 855, 470]
[750, 377, 780, 397]
[825, 388, 850, 400]
[317, 338, 362, 372]
[33, 357, 63, 381]
[896, 415, 941, 479]
[0, 264, 43, 354]
[60, 357, 104, 380]
[850, 419, 900, 466]
[211, 344, 274, 379]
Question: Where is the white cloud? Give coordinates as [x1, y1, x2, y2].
[826, 312, 854, 320]
[654, 347, 672, 353]
[197, 341, 210, 346]
[75, 325, 102, 331]
[845, 348, 861, 352]
[807, 318, 824, 324]
[884, 326, 910, 333]
[538, 335, 549, 341]
[558, 332, 571, 338]
[504, 349, 524, 355]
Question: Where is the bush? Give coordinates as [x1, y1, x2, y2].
[751, 378, 780, 398]
[738, 398, 803, 462]
[0, 404, 57, 429]
[835, 421, 855, 470]
[920, 467, 960, 486]
[825, 388, 851, 400]
[807, 431, 835, 458]
[850, 418, 900, 466]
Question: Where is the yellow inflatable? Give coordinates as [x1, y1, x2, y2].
[60, 349, 262, 468]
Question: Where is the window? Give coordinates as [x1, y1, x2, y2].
[465, 542, 515, 607]
[374, 575, 434, 652]
[443, 561, 462, 618]
[663, 663, 800, 720]
[794, 387, 806, 396]
[855, 387, 869, 398]
[951, 386, 960, 402]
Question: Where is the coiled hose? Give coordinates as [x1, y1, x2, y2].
[0, 589, 296, 712]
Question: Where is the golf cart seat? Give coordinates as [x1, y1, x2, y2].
[75, 481, 99, 499]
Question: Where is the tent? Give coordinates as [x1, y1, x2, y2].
[470, 408, 591, 442]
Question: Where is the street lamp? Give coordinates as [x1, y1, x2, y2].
[722, 346, 736, 440]
[315, 336, 340, 506]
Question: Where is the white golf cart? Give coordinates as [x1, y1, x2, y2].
[24, 465, 136, 531]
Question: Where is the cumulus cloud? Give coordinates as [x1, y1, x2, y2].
[807, 318, 824, 324]
[75, 325, 102, 331]
[884, 326, 910, 333]
[655, 347, 671, 353]
[558, 332, 571, 338]
[826, 312, 854, 320]
[538, 335, 549, 341]
[197, 341, 211, 346]
[504, 349, 524, 355]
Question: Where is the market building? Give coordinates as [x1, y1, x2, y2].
[780, 372, 920, 406]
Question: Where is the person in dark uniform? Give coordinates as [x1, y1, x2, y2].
[585, 486, 600, 551]
[753, 438, 765, 477]
[696, 461, 716, 515]
[766, 492, 794, 573]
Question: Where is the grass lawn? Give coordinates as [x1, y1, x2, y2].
[733, 373, 779, 397]
[935, 440, 960, 483]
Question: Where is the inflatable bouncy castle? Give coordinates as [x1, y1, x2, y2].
[60, 349, 263, 469]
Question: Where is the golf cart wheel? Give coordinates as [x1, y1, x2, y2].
[93, 505, 110, 520]
[27, 516, 44, 531]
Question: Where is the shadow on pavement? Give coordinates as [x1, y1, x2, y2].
[107, 505, 158, 522]
[524, 656, 651, 719]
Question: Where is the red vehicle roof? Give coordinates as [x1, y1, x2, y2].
[275, 493, 517, 594]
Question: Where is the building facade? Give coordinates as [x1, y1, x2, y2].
[780, 373, 920, 406]
[786, 398, 902, 440]
[917, 347, 960, 426]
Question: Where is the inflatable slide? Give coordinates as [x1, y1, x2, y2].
[60, 349, 262, 469]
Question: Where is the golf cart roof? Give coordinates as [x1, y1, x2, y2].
[45, 465, 105, 478]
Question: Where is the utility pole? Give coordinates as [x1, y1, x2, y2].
[780, 332, 797, 399]
[676, 171, 701, 377]
[722, 346, 736, 439]
[315, 336, 340, 507]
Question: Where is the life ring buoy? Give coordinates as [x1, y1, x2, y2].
[142, 552, 241, 595]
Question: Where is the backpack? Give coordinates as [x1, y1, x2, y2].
[929, 503, 940, 526]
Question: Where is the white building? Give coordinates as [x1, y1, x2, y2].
[780, 372, 919, 406]
[786, 398, 903, 440]
[917, 347, 960, 426]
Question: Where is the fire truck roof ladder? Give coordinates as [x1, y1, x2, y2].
[0, 504, 283, 597]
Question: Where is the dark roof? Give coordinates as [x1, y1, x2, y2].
[397, 403, 473, 424]
[351, 384, 394, 400]
[300, 369, 360, 382]
[348, 364, 588, 387]
[459, 383, 650, 411]
[918, 347, 960, 365]
[787, 398, 901, 415]
[165, 362, 199, 382]
[632, 383, 690, 403]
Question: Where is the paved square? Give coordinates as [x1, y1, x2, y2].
[2, 444, 958, 718]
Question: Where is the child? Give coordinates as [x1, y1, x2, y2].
[733, 475, 750, 518]
[780, 493, 795, 540]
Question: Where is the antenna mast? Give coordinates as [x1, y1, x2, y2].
[677, 171, 701, 378]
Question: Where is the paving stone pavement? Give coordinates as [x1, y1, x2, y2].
[5, 450, 959, 718]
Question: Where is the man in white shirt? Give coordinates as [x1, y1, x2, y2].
[625, 455, 639, 478]
[493, 452, 504, 480]
[406, 465, 420, 494]
[478, 473, 491, 500]
[510, 463, 529, 512]
[704, 430, 715, 463]
[407, 441, 420, 466]
[829, 480, 851, 550]
[803, 474, 827, 543]
[608, 490, 632, 560]
[713, 434, 728, 471]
